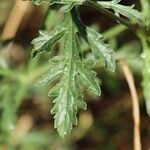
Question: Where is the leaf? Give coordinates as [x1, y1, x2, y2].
[51, 17, 101, 137]
[52, 18, 88, 137]
[30, 0, 84, 5]
[98, 0, 143, 24]
[35, 14, 97, 138]
[30, 0, 55, 5]
[86, 27, 116, 72]
[32, 9, 116, 138]
[31, 26, 66, 58]
[35, 56, 66, 86]
[71, 9, 116, 72]
[78, 65, 100, 95]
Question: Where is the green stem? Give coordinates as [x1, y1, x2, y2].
[103, 24, 127, 40]
[140, 0, 149, 13]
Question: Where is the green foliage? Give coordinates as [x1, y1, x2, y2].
[34, 14, 102, 138]
[0, 1, 150, 149]
[98, 0, 143, 24]
[0, 55, 49, 148]
[31, 27, 66, 58]
[30, 0, 84, 5]
[0, 0, 150, 149]
[28, 0, 150, 138]
[86, 27, 115, 72]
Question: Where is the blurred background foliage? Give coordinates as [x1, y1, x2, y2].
[0, 0, 150, 149]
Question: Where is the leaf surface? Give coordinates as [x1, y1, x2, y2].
[86, 27, 115, 72]
[34, 14, 100, 138]
[31, 27, 66, 57]
[98, 0, 143, 24]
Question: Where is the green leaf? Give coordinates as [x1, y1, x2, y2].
[71, 9, 116, 72]
[35, 14, 98, 138]
[86, 27, 116, 72]
[30, 0, 54, 5]
[33, 9, 117, 137]
[52, 16, 90, 137]
[31, 26, 66, 58]
[35, 56, 66, 86]
[98, 0, 143, 24]
[78, 65, 100, 95]
[30, 0, 84, 5]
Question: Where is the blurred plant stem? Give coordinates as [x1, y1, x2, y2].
[0, 0, 32, 41]
[0, 63, 49, 84]
[11, 115, 33, 146]
[103, 24, 127, 41]
[140, 0, 150, 13]
[119, 60, 141, 150]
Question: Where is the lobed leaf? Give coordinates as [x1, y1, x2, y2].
[34, 15, 94, 138]
[31, 27, 66, 58]
[71, 10, 116, 72]
[32, 7, 116, 138]
[51, 39, 83, 138]
[30, 0, 84, 5]
[86, 27, 116, 72]
[98, 0, 143, 24]
[35, 56, 66, 86]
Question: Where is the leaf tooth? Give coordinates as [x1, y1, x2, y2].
[75, 100, 87, 110]
[48, 84, 60, 97]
